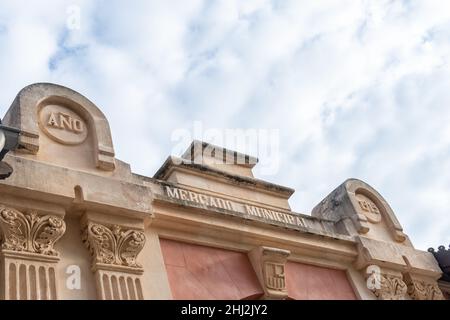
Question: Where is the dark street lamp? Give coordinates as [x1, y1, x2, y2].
[0, 119, 21, 180]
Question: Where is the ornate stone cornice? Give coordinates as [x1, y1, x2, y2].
[0, 205, 66, 256]
[82, 223, 146, 270]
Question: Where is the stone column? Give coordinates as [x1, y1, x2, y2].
[0, 205, 66, 300]
[248, 246, 290, 300]
[82, 218, 146, 300]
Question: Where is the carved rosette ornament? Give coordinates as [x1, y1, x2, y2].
[371, 274, 407, 300]
[0, 206, 66, 256]
[82, 223, 146, 269]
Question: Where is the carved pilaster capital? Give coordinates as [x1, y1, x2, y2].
[249, 246, 290, 300]
[374, 273, 407, 300]
[365, 267, 407, 300]
[0, 205, 66, 257]
[404, 274, 445, 300]
[82, 222, 146, 272]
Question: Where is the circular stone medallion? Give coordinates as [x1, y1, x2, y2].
[355, 193, 382, 223]
[39, 104, 88, 145]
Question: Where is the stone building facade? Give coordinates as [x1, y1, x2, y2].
[0, 83, 445, 300]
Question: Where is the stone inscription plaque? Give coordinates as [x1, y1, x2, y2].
[355, 193, 381, 223]
[39, 104, 88, 145]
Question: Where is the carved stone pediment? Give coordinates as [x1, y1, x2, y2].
[312, 179, 407, 243]
[0, 205, 66, 256]
[2, 83, 116, 171]
[82, 223, 146, 270]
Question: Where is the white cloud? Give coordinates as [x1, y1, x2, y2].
[0, 0, 449, 250]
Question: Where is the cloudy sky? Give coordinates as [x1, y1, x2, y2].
[0, 0, 449, 250]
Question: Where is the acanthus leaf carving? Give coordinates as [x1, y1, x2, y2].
[82, 223, 145, 269]
[0, 206, 66, 256]
[371, 274, 407, 300]
[406, 277, 445, 300]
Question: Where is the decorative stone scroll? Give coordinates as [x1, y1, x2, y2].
[249, 246, 290, 300]
[404, 273, 445, 300]
[82, 223, 145, 269]
[0, 205, 66, 300]
[0, 206, 66, 256]
[370, 272, 407, 300]
[82, 222, 146, 300]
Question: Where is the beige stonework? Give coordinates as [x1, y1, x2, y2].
[248, 246, 290, 300]
[81, 212, 146, 300]
[0, 205, 66, 300]
[368, 268, 408, 300]
[404, 273, 445, 300]
[0, 83, 445, 300]
[0, 206, 65, 256]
